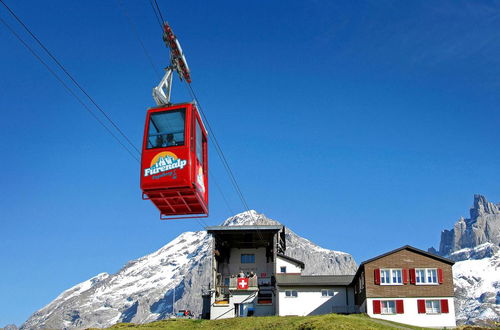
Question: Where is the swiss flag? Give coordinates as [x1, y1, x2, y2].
[237, 278, 249, 290]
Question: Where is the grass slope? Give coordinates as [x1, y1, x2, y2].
[101, 314, 428, 330]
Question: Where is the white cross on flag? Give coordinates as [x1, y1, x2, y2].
[237, 278, 249, 290]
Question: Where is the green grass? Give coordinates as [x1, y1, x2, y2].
[96, 313, 431, 330]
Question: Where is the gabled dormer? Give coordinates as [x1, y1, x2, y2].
[276, 253, 305, 275]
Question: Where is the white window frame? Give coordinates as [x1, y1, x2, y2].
[425, 300, 441, 314]
[321, 289, 334, 297]
[285, 290, 298, 298]
[415, 268, 438, 285]
[380, 268, 403, 285]
[381, 300, 397, 315]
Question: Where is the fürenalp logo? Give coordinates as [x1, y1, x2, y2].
[144, 152, 187, 178]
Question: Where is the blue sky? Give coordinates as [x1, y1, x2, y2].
[1, 0, 499, 326]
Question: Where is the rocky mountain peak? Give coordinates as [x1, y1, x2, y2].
[431, 194, 500, 259]
[470, 194, 500, 220]
[221, 210, 278, 226]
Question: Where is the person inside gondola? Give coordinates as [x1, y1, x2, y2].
[155, 134, 164, 148]
[166, 133, 176, 146]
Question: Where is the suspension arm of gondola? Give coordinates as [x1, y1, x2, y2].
[152, 22, 192, 106]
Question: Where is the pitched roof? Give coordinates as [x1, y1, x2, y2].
[359, 245, 455, 266]
[277, 253, 305, 269]
[276, 274, 354, 286]
[206, 225, 283, 233]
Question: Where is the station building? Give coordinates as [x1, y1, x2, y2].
[203, 225, 456, 328]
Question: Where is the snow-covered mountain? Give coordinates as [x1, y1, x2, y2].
[452, 243, 500, 325]
[21, 210, 357, 329]
[429, 195, 500, 325]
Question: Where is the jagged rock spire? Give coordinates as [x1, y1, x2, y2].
[431, 195, 500, 257]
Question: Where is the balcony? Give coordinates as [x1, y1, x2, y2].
[229, 277, 258, 290]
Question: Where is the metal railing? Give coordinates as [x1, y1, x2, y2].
[229, 277, 258, 290]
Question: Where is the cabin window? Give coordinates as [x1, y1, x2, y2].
[285, 290, 298, 298]
[147, 109, 185, 149]
[321, 289, 334, 297]
[195, 119, 203, 166]
[241, 254, 255, 263]
[280, 266, 286, 273]
[416, 268, 438, 284]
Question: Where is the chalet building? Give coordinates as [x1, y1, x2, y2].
[204, 225, 456, 328]
[352, 245, 456, 328]
[207, 225, 286, 319]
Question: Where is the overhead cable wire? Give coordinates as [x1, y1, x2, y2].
[0, 0, 142, 156]
[152, 0, 165, 27]
[0, 16, 140, 163]
[117, 0, 162, 80]
[116, 2, 236, 225]
[148, 0, 163, 32]
[186, 83, 265, 241]
[144, 1, 265, 238]
[186, 84, 254, 215]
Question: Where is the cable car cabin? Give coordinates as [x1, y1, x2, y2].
[141, 102, 208, 219]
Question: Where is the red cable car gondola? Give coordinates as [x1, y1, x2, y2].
[140, 22, 208, 220]
[141, 102, 208, 219]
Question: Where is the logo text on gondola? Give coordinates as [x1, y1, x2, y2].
[144, 152, 187, 177]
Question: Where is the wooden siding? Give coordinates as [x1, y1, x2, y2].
[363, 249, 454, 298]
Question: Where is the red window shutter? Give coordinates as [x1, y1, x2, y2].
[374, 269, 381, 285]
[396, 300, 404, 314]
[373, 300, 381, 314]
[440, 299, 449, 313]
[417, 299, 426, 314]
[409, 268, 416, 284]
[402, 269, 409, 284]
[437, 268, 444, 284]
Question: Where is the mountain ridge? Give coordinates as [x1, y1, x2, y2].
[429, 194, 500, 325]
[21, 210, 357, 329]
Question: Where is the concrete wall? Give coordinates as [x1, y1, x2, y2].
[210, 291, 258, 319]
[218, 247, 273, 278]
[277, 286, 352, 316]
[276, 256, 303, 274]
[366, 297, 456, 328]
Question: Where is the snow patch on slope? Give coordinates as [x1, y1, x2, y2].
[453, 247, 500, 325]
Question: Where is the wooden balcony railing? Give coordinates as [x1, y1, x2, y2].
[229, 277, 258, 290]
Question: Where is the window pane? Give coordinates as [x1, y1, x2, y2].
[147, 109, 185, 149]
[428, 269, 437, 283]
[292, 291, 298, 297]
[322, 290, 327, 297]
[416, 269, 425, 283]
[425, 300, 440, 313]
[392, 270, 402, 284]
[286, 291, 291, 297]
[381, 269, 390, 284]
[241, 254, 255, 263]
[382, 301, 396, 314]
[280, 266, 286, 273]
[195, 119, 203, 165]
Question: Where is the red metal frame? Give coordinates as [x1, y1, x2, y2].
[140, 102, 208, 219]
[163, 22, 191, 83]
